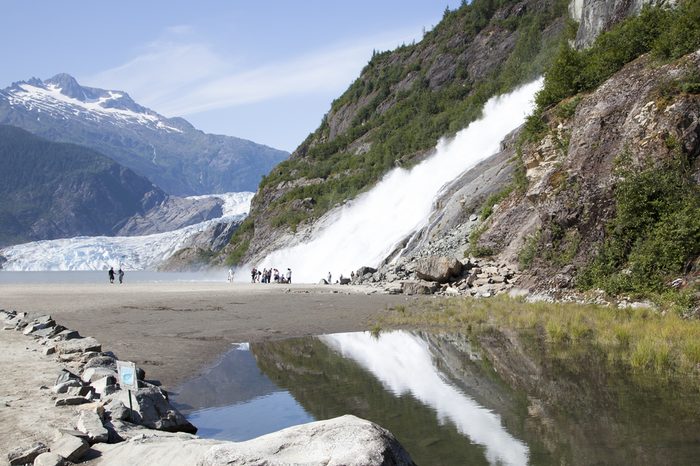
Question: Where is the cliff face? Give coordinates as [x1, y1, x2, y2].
[569, 0, 676, 47]
[414, 50, 699, 294]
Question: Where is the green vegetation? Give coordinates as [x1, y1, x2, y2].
[578, 149, 700, 298]
[383, 296, 700, 379]
[252, 0, 571, 236]
[526, 0, 700, 138]
[225, 218, 254, 266]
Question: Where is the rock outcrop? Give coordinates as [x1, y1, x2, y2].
[570, 0, 677, 48]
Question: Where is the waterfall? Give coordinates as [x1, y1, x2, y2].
[248, 79, 542, 283]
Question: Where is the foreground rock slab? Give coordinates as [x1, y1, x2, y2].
[92, 415, 415, 466]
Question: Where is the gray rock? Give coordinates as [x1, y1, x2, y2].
[114, 386, 196, 433]
[92, 376, 118, 397]
[55, 396, 91, 406]
[355, 266, 377, 278]
[202, 415, 415, 466]
[53, 379, 82, 394]
[33, 452, 68, 466]
[7, 442, 48, 465]
[50, 434, 89, 463]
[57, 336, 101, 354]
[43, 346, 56, 356]
[53, 329, 80, 341]
[77, 410, 109, 444]
[81, 367, 117, 383]
[401, 280, 438, 295]
[33, 325, 65, 339]
[415, 256, 463, 283]
[105, 399, 130, 421]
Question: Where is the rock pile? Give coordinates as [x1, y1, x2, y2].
[1, 308, 416, 466]
[352, 255, 518, 297]
[1, 309, 195, 465]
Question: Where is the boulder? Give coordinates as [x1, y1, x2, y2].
[339, 278, 351, 285]
[51, 434, 89, 463]
[415, 256, 463, 283]
[7, 442, 48, 465]
[54, 329, 80, 341]
[82, 367, 118, 383]
[77, 410, 109, 444]
[401, 280, 438, 295]
[33, 325, 65, 339]
[202, 415, 416, 466]
[33, 452, 68, 466]
[53, 369, 82, 394]
[355, 266, 377, 278]
[92, 376, 119, 397]
[114, 386, 196, 433]
[57, 337, 101, 354]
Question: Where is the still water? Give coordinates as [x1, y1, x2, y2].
[171, 331, 700, 466]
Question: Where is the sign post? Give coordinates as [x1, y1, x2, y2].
[116, 360, 138, 422]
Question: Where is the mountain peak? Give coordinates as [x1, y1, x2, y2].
[45, 73, 88, 100]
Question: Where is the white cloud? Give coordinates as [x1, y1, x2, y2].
[82, 25, 422, 118]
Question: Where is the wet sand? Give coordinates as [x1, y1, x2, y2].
[0, 282, 411, 387]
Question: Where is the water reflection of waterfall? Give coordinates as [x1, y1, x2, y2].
[322, 331, 529, 466]
[247, 79, 542, 283]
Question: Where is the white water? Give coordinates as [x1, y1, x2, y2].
[247, 80, 542, 283]
[322, 331, 529, 466]
[0, 192, 254, 271]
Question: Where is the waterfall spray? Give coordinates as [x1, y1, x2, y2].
[247, 79, 543, 283]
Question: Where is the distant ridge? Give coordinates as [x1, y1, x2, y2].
[0, 74, 288, 195]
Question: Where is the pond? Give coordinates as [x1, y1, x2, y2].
[170, 330, 700, 466]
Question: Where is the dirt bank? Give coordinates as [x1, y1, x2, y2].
[0, 283, 410, 388]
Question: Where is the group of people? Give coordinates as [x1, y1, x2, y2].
[108, 267, 125, 284]
[250, 267, 292, 284]
[325, 271, 355, 284]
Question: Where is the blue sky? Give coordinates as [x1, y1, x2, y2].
[1, 1, 462, 152]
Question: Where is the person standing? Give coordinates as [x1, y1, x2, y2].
[227, 268, 234, 283]
[286, 268, 292, 284]
[108, 267, 115, 284]
[327, 272, 332, 284]
[118, 268, 125, 284]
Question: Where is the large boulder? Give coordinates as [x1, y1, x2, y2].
[401, 280, 439, 295]
[57, 336, 101, 354]
[92, 415, 415, 466]
[6, 442, 48, 465]
[203, 415, 416, 466]
[415, 256, 463, 283]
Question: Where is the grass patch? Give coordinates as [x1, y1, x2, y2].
[381, 295, 700, 379]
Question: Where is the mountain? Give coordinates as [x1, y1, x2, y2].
[0, 74, 288, 195]
[221, 0, 698, 306]
[0, 125, 167, 246]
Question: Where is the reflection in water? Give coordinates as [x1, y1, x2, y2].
[172, 330, 700, 466]
[322, 332, 529, 466]
[187, 391, 313, 441]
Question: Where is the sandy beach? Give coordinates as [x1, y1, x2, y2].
[0, 282, 411, 388]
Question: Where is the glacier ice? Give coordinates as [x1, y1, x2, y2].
[0, 192, 254, 271]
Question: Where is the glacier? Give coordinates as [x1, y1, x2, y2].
[0, 192, 254, 271]
[247, 80, 542, 283]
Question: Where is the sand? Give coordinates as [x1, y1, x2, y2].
[0, 282, 411, 388]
